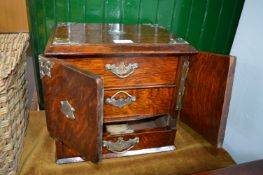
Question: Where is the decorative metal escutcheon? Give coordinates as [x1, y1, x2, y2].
[60, 101, 76, 120]
[105, 62, 138, 78]
[106, 91, 136, 108]
[39, 55, 54, 79]
[103, 137, 139, 154]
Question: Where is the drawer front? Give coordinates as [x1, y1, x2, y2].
[103, 87, 175, 122]
[102, 129, 176, 156]
[56, 129, 176, 160]
[63, 56, 179, 88]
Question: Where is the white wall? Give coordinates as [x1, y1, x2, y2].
[223, 0, 263, 163]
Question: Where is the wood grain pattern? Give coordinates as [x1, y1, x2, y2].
[103, 87, 175, 121]
[56, 140, 80, 159]
[181, 52, 236, 147]
[0, 0, 28, 32]
[41, 57, 103, 163]
[45, 44, 197, 55]
[192, 159, 263, 175]
[44, 24, 197, 55]
[63, 55, 179, 88]
[56, 128, 176, 160]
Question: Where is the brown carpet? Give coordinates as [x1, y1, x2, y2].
[19, 111, 235, 175]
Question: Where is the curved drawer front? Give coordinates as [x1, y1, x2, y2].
[64, 56, 179, 88]
[102, 129, 176, 156]
[103, 87, 175, 121]
[55, 129, 176, 160]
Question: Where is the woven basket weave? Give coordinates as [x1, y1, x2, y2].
[0, 33, 29, 175]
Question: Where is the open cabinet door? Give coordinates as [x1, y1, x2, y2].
[39, 56, 103, 163]
[181, 52, 236, 147]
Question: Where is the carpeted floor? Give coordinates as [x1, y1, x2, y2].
[19, 111, 235, 175]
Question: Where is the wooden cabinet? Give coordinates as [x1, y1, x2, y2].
[40, 23, 235, 164]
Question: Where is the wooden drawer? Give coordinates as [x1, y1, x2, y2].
[56, 115, 176, 161]
[102, 129, 176, 158]
[102, 115, 176, 157]
[103, 87, 175, 122]
[56, 129, 175, 160]
[63, 55, 179, 88]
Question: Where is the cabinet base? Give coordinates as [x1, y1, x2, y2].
[56, 145, 176, 164]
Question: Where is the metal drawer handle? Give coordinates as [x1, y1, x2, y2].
[105, 62, 138, 78]
[106, 91, 136, 108]
[60, 101, 75, 120]
[103, 137, 139, 154]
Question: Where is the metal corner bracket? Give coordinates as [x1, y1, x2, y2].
[39, 55, 54, 79]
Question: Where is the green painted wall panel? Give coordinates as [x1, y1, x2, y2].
[138, 0, 158, 24]
[197, 0, 223, 52]
[44, 0, 56, 38]
[156, 0, 176, 30]
[211, 0, 234, 53]
[104, 0, 122, 23]
[122, 0, 141, 24]
[35, 0, 46, 53]
[170, 0, 193, 38]
[69, 0, 86, 22]
[85, 0, 105, 23]
[223, 0, 244, 54]
[55, 0, 69, 23]
[26, 0, 244, 107]
[185, 0, 207, 45]
[27, 0, 39, 54]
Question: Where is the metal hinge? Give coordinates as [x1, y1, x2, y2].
[39, 55, 54, 79]
[175, 59, 190, 111]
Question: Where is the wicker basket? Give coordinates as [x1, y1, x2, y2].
[0, 33, 29, 175]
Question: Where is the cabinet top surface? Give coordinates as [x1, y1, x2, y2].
[45, 23, 197, 56]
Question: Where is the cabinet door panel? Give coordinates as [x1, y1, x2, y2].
[40, 56, 103, 163]
[181, 52, 236, 147]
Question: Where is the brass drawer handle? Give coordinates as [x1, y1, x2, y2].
[105, 91, 136, 108]
[60, 101, 75, 120]
[103, 137, 139, 154]
[105, 62, 138, 78]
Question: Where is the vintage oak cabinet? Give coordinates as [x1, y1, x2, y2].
[39, 23, 235, 164]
